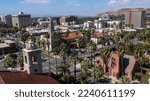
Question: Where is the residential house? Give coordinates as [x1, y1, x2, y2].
[63, 32, 83, 48]
[0, 39, 16, 55]
[91, 33, 113, 49]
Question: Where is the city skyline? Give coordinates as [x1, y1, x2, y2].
[0, 0, 150, 17]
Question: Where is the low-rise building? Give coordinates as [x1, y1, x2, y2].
[83, 21, 95, 29]
[0, 39, 16, 55]
[91, 33, 109, 44]
[107, 20, 122, 28]
[94, 19, 107, 29]
[63, 31, 83, 48]
[91, 33, 113, 49]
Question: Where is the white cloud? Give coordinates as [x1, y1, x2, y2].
[65, 3, 81, 7]
[64, 0, 81, 7]
[108, 0, 130, 6]
[22, 0, 49, 4]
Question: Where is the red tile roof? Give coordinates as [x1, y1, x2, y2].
[64, 32, 83, 40]
[92, 33, 109, 38]
[0, 71, 59, 84]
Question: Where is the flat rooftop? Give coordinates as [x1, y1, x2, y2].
[0, 43, 9, 49]
[4, 40, 16, 44]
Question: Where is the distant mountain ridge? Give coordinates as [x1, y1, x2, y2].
[97, 8, 150, 17]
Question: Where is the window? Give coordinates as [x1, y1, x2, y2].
[32, 55, 37, 64]
[34, 69, 38, 73]
[25, 56, 27, 64]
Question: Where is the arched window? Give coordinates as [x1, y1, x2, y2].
[32, 55, 37, 64]
[25, 56, 27, 64]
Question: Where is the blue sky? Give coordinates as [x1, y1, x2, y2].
[0, 0, 150, 17]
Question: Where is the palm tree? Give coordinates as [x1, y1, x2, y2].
[54, 52, 58, 74]
[58, 64, 70, 76]
[51, 32, 63, 54]
[30, 35, 36, 43]
[112, 34, 120, 44]
[44, 33, 50, 52]
[91, 28, 96, 35]
[43, 33, 52, 72]
[87, 40, 97, 83]
[118, 76, 130, 84]
[17, 54, 24, 69]
[82, 30, 91, 44]
[59, 43, 68, 64]
[76, 38, 82, 52]
[123, 33, 131, 45]
[36, 38, 41, 48]
[96, 66, 104, 83]
[78, 57, 84, 73]
[100, 48, 111, 59]
[41, 39, 46, 50]
[80, 73, 87, 84]
[4, 54, 18, 68]
[20, 32, 30, 48]
[87, 40, 96, 66]
[70, 55, 78, 81]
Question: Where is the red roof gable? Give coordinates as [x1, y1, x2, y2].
[0, 71, 59, 84]
[64, 32, 83, 40]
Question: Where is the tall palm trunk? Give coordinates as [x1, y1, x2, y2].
[93, 51, 96, 83]
[90, 51, 93, 68]
[74, 61, 77, 81]
[63, 57, 66, 64]
[55, 55, 58, 74]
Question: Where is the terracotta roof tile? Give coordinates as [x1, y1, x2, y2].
[64, 32, 83, 40]
[0, 71, 59, 84]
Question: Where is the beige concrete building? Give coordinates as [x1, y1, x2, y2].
[125, 10, 146, 28]
[12, 12, 31, 28]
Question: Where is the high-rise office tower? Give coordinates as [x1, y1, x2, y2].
[125, 10, 146, 28]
